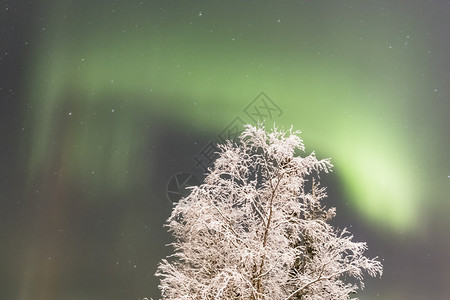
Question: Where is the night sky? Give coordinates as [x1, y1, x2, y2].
[1, 1, 449, 299]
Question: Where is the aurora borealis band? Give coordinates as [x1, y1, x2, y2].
[1, 1, 449, 299]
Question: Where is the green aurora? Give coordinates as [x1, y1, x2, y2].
[24, 1, 442, 233]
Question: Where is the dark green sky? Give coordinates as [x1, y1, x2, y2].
[1, 1, 449, 299]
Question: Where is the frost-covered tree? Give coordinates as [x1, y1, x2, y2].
[156, 124, 382, 299]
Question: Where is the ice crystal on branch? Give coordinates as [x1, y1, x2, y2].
[156, 124, 382, 299]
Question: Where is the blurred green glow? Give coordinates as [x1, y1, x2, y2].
[25, 2, 432, 232]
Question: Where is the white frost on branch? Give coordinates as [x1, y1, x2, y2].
[155, 123, 382, 299]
